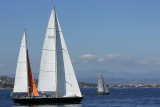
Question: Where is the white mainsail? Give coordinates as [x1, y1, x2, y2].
[38, 7, 82, 97]
[38, 8, 57, 92]
[98, 74, 109, 93]
[13, 31, 28, 93]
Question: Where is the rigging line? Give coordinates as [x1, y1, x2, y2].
[65, 81, 72, 86]
[42, 49, 56, 51]
[40, 70, 56, 72]
[40, 62, 56, 64]
[57, 49, 68, 52]
[16, 77, 28, 78]
[18, 62, 26, 63]
[57, 52, 69, 54]
[47, 28, 55, 29]
[56, 31, 62, 32]
[40, 75, 56, 77]
[102, 77, 105, 92]
[62, 48, 68, 51]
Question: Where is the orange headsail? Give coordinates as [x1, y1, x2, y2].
[27, 50, 39, 96]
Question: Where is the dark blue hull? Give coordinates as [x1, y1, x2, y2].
[97, 92, 110, 95]
[13, 97, 83, 104]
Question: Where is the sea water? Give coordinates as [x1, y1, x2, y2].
[1, 88, 160, 107]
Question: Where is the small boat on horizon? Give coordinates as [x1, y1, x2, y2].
[12, 6, 83, 104]
[97, 74, 109, 95]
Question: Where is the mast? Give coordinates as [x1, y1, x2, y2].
[27, 49, 31, 96]
[24, 29, 30, 96]
[102, 75, 105, 92]
[54, 6, 58, 98]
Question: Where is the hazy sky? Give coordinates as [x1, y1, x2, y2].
[0, 0, 160, 82]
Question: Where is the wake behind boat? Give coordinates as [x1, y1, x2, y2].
[12, 6, 83, 104]
[97, 74, 109, 95]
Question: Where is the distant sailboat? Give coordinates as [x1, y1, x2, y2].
[12, 30, 39, 102]
[97, 74, 109, 95]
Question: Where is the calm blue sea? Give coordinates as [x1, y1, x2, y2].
[1, 88, 160, 107]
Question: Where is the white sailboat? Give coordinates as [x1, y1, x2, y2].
[12, 30, 39, 103]
[97, 74, 109, 95]
[12, 7, 82, 104]
[37, 6, 83, 103]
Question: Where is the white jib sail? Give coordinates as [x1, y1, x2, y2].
[13, 31, 28, 93]
[38, 8, 57, 92]
[55, 13, 82, 97]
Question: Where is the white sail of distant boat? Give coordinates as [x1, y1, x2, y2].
[13, 30, 39, 96]
[97, 74, 109, 95]
[38, 7, 82, 98]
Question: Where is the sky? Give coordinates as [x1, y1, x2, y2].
[0, 0, 160, 83]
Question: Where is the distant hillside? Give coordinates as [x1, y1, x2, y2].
[77, 77, 160, 84]
[1, 75, 160, 89]
[0, 75, 14, 89]
[79, 82, 97, 88]
[0, 76, 97, 89]
[7, 73, 160, 84]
